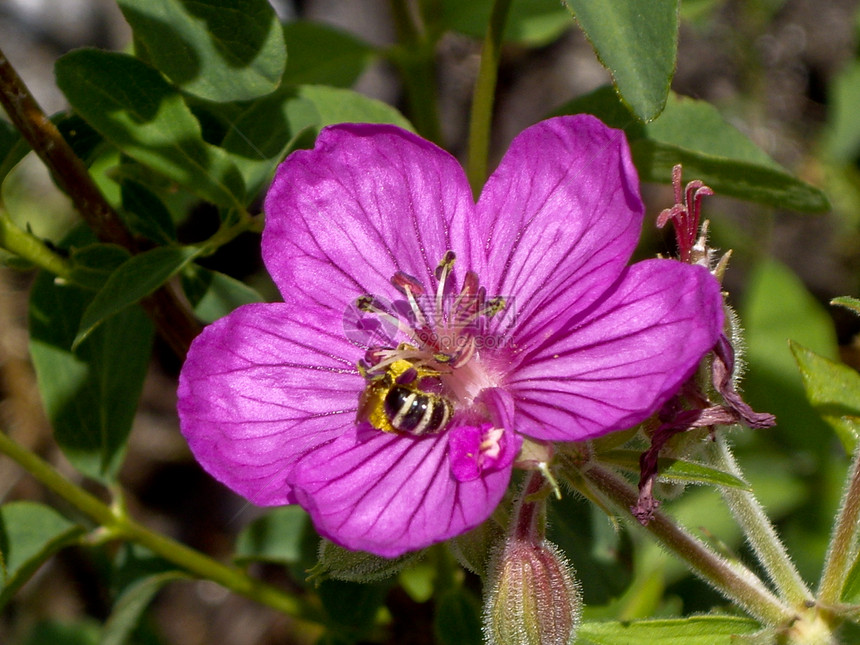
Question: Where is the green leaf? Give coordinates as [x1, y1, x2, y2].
[821, 61, 860, 163]
[22, 620, 101, 645]
[313, 539, 422, 584]
[577, 616, 761, 644]
[0, 119, 31, 185]
[119, 180, 177, 245]
[318, 579, 389, 638]
[220, 88, 319, 199]
[117, 0, 286, 102]
[67, 243, 132, 291]
[563, 0, 679, 121]
[442, 0, 572, 46]
[74, 246, 200, 347]
[0, 502, 84, 609]
[181, 265, 264, 323]
[102, 572, 187, 645]
[832, 296, 860, 317]
[842, 550, 860, 604]
[557, 87, 829, 211]
[791, 342, 860, 454]
[434, 588, 483, 645]
[296, 85, 414, 131]
[235, 506, 310, 565]
[29, 253, 154, 482]
[742, 260, 839, 453]
[548, 493, 634, 604]
[448, 517, 504, 577]
[55, 49, 246, 208]
[598, 450, 751, 490]
[282, 21, 375, 87]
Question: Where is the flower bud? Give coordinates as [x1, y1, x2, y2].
[483, 537, 581, 645]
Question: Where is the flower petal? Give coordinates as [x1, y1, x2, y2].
[177, 303, 363, 506]
[262, 124, 475, 315]
[473, 115, 643, 345]
[289, 425, 513, 556]
[507, 260, 723, 441]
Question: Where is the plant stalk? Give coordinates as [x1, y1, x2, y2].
[580, 464, 796, 627]
[0, 427, 319, 624]
[466, 0, 512, 197]
[713, 436, 812, 606]
[818, 446, 860, 606]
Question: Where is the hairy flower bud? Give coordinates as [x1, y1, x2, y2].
[483, 537, 581, 645]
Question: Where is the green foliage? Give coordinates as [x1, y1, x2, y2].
[55, 49, 247, 209]
[74, 245, 201, 346]
[29, 267, 154, 483]
[558, 87, 830, 211]
[101, 572, 187, 645]
[0, 502, 83, 610]
[563, 0, 679, 121]
[434, 588, 483, 645]
[577, 616, 762, 644]
[181, 265, 265, 323]
[791, 341, 860, 454]
[117, 0, 286, 102]
[442, 0, 572, 46]
[281, 21, 374, 87]
[598, 450, 751, 490]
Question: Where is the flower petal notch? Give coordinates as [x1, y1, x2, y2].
[178, 115, 725, 556]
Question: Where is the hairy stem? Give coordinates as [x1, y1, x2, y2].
[0, 427, 319, 624]
[713, 436, 812, 606]
[466, 0, 512, 197]
[580, 464, 796, 627]
[0, 46, 200, 357]
[818, 447, 860, 606]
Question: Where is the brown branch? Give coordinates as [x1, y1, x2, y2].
[0, 46, 200, 358]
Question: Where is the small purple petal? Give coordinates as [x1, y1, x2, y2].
[262, 124, 475, 315]
[288, 426, 513, 557]
[473, 115, 644, 345]
[507, 259, 723, 441]
[177, 303, 362, 506]
[448, 423, 522, 482]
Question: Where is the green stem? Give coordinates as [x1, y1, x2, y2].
[713, 436, 812, 606]
[578, 464, 796, 627]
[0, 428, 320, 624]
[466, 0, 513, 197]
[818, 447, 860, 606]
[0, 212, 74, 280]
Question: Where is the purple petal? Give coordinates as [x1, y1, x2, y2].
[177, 303, 363, 506]
[262, 124, 475, 316]
[507, 260, 723, 441]
[472, 115, 644, 345]
[448, 423, 522, 482]
[288, 426, 513, 557]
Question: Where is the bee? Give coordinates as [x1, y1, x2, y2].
[357, 359, 454, 436]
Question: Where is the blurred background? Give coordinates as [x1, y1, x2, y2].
[1, 0, 860, 643]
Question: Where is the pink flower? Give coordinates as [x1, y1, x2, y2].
[177, 115, 724, 556]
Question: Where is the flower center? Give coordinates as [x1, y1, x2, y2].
[354, 251, 506, 436]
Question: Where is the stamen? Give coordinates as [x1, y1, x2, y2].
[435, 251, 457, 326]
[356, 295, 420, 345]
